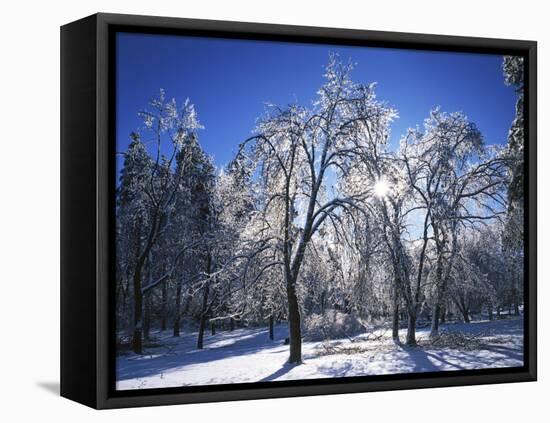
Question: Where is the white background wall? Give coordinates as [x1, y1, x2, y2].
[1, 0, 546, 420]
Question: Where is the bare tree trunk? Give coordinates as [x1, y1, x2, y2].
[197, 312, 207, 349]
[132, 271, 143, 354]
[392, 281, 399, 340]
[488, 302, 494, 321]
[431, 226, 457, 337]
[173, 280, 182, 337]
[395, 205, 428, 348]
[131, 222, 143, 354]
[512, 267, 521, 316]
[430, 251, 443, 338]
[197, 255, 212, 350]
[143, 292, 151, 341]
[211, 319, 216, 335]
[117, 275, 130, 336]
[287, 283, 302, 363]
[161, 280, 167, 331]
[143, 253, 152, 341]
[131, 207, 163, 353]
[406, 310, 417, 345]
[456, 297, 471, 323]
[229, 317, 235, 331]
[269, 314, 274, 340]
[440, 304, 446, 324]
[462, 309, 470, 323]
[431, 304, 441, 337]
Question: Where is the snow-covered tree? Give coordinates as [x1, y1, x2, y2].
[400, 109, 507, 337]
[502, 56, 525, 315]
[238, 55, 397, 362]
[120, 90, 205, 353]
[116, 134, 153, 340]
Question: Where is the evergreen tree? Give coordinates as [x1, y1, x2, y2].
[502, 56, 525, 315]
[115, 133, 152, 342]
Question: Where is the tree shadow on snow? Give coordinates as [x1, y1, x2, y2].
[259, 362, 299, 381]
[481, 344, 523, 362]
[394, 341, 464, 372]
[117, 325, 289, 382]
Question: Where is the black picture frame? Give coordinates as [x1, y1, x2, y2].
[60, 12, 537, 409]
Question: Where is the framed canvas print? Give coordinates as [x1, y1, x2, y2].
[60, 13, 537, 409]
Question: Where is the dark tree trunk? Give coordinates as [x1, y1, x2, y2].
[183, 287, 192, 315]
[514, 302, 520, 316]
[287, 284, 302, 363]
[211, 320, 216, 335]
[131, 275, 143, 354]
[430, 304, 440, 338]
[488, 302, 494, 321]
[406, 310, 416, 345]
[131, 223, 143, 354]
[130, 192, 165, 354]
[117, 276, 130, 336]
[269, 314, 274, 340]
[392, 280, 399, 340]
[497, 306, 501, 319]
[392, 304, 399, 340]
[430, 233, 446, 338]
[143, 251, 153, 342]
[453, 297, 471, 324]
[173, 281, 182, 337]
[197, 313, 207, 349]
[229, 317, 235, 331]
[143, 292, 151, 341]
[462, 309, 471, 323]
[197, 258, 211, 350]
[172, 314, 180, 337]
[132, 263, 143, 354]
[439, 304, 446, 324]
[161, 280, 167, 331]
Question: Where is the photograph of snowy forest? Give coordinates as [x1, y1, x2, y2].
[114, 32, 526, 390]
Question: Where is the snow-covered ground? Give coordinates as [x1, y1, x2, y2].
[116, 318, 523, 390]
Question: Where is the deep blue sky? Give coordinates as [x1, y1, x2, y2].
[116, 32, 518, 170]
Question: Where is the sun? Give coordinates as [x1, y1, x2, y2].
[374, 178, 390, 198]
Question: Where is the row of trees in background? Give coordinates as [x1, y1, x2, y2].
[116, 55, 525, 363]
